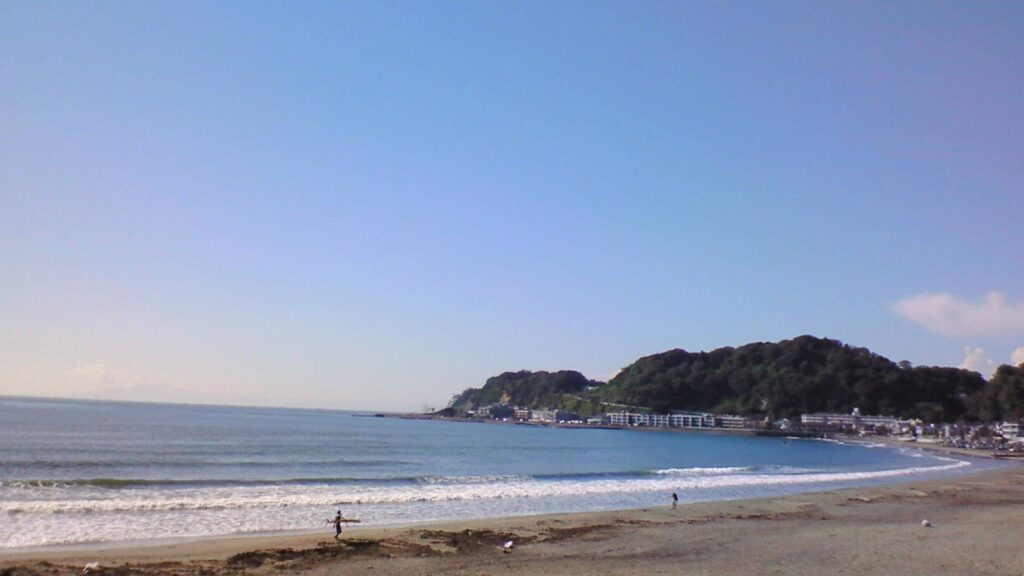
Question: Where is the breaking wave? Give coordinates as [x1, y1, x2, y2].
[0, 459, 971, 515]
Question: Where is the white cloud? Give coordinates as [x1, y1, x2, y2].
[1012, 347, 1024, 367]
[960, 347, 996, 378]
[69, 361, 122, 383]
[892, 291, 1024, 337]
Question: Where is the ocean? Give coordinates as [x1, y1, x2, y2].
[0, 396, 1005, 549]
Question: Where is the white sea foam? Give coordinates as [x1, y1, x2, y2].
[0, 458, 984, 549]
[417, 474, 531, 484]
[820, 438, 849, 446]
[0, 460, 971, 516]
[759, 465, 819, 474]
[653, 466, 751, 475]
[0, 398, 996, 549]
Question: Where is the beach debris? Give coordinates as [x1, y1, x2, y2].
[420, 529, 526, 553]
[921, 519, 932, 527]
[82, 561, 101, 573]
[503, 540, 515, 553]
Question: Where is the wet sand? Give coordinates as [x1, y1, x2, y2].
[3, 462, 1024, 575]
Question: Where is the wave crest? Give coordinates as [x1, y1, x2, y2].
[0, 460, 971, 516]
[652, 466, 751, 475]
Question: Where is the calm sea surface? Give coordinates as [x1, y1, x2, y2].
[0, 397, 1005, 548]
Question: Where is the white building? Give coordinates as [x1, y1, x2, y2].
[669, 411, 715, 429]
[530, 409, 555, 422]
[608, 412, 647, 426]
[801, 412, 858, 429]
[607, 412, 629, 426]
[607, 410, 715, 429]
[715, 414, 748, 429]
[801, 412, 901, 433]
[858, 415, 900, 432]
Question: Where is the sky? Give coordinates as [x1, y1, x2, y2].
[1, 1, 1022, 411]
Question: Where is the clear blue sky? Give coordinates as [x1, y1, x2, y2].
[2, 1, 1022, 410]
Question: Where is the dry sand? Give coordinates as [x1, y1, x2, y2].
[4, 461, 1024, 576]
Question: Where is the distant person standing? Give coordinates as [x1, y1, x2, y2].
[333, 510, 343, 539]
[672, 492, 678, 509]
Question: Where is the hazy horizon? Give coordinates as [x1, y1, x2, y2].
[2, 1, 1022, 411]
[0, 332, 1020, 412]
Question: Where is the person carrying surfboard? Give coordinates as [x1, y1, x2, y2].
[328, 511, 362, 538]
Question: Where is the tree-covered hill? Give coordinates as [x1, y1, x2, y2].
[968, 363, 1024, 421]
[595, 335, 986, 421]
[447, 336, 1021, 422]
[448, 370, 602, 414]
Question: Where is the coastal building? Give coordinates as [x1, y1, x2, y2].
[530, 409, 580, 423]
[801, 411, 901, 434]
[649, 414, 669, 427]
[607, 412, 648, 426]
[513, 408, 532, 421]
[531, 409, 556, 422]
[1000, 421, 1020, 440]
[715, 414, 748, 429]
[606, 411, 714, 429]
[857, 415, 901, 433]
[801, 412, 858, 430]
[478, 404, 515, 420]
[669, 411, 715, 429]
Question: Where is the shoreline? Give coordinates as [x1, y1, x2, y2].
[4, 450, 1019, 569]
[0, 435, 1000, 558]
[3, 465, 1024, 575]
[402, 414, 1017, 452]
[398, 414, 779, 436]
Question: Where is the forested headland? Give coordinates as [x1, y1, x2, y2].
[446, 336, 1024, 423]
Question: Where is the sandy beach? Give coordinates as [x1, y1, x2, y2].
[3, 460, 1024, 576]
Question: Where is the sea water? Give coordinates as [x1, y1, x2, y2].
[0, 396, 1006, 549]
